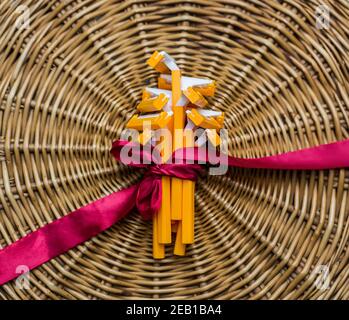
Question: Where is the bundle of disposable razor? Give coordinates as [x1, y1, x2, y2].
[126, 51, 224, 258]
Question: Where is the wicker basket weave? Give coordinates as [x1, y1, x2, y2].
[0, 0, 348, 300]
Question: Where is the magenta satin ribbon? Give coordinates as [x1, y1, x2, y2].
[1, 138, 349, 286]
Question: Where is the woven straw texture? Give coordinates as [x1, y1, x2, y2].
[0, 0, 349, 300]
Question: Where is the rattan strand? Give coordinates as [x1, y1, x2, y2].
[0, 0, 348, 299]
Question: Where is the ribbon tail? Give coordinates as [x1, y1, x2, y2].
[136, 177, 162, 220]
[227, 138, 349, 170]
[0, 185, 138, 286]
[176, 138, 349, 170]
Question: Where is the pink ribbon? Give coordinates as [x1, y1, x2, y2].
[175, 138, 349, 170]
[1, 138, 349, 286]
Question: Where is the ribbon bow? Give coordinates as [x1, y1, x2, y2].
[110, 140, 203, 220]
[137, 163, 203, 220]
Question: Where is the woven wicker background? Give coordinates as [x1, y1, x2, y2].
[0, 0, 348, 299]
